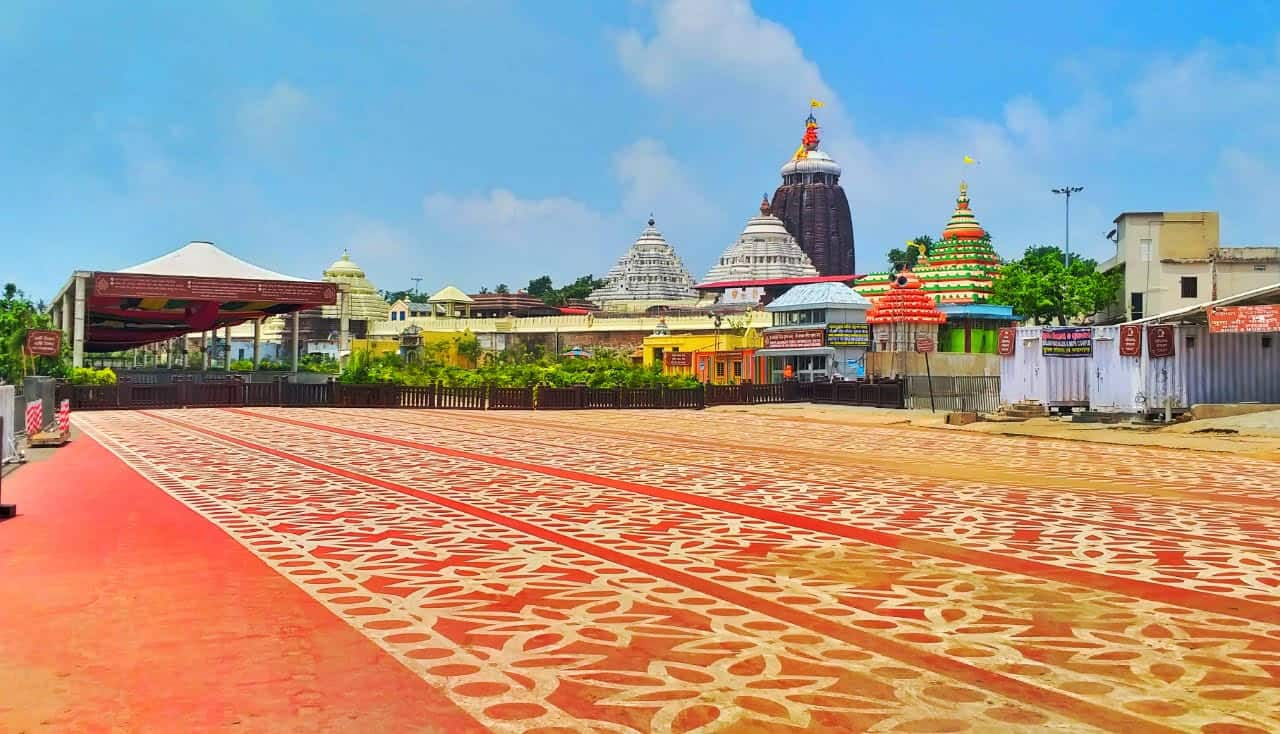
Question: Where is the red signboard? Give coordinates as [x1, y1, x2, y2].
[664, 352, 692, 367]
[997, 328, 1016, 356]
[1208, 305, 1280, 333]
[25, 329, 63, 356]
[1148, 325, 1175, 358]
[1118, 324, 1142, 357]
[763, 328, 825, 349]
[914, 336, 935, 353]
[93, 272, 338, 305]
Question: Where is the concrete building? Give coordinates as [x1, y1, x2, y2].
[1098, 211, 1279, 322]
[758, 281, 871, 383]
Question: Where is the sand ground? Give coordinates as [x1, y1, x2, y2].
[717, 403, 1280, 461]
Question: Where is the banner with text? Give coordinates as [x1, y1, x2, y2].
[763, 328, 826, 350]
[825, 323, 870, 348]
[1042, 327, 1093, 357]
[1208, 305, 1280, 333]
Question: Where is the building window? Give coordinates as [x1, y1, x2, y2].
[1130, 292, 1144, 321]
[732, 361, 742, 378]
[1180, 277, 1198, 299]
[1263, 336, 1273, 349]
[715, 361, 725, 378]
[652, 348, 664, 363]
[1255, 265, 1268, 272]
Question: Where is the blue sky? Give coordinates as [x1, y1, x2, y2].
[3, 1, 1279, 300]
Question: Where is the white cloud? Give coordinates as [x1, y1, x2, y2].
[614, 2, 1280, 270]
[340, 217, 411, 260]
[1212, 148, 1277, 242]
[420, 139, 717, 290]
[615, 0, 833, 109]
[422, 188, 616, 290]
[236, 81, 311, 149]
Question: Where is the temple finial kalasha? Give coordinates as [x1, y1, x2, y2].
[793, 113, 821, 161]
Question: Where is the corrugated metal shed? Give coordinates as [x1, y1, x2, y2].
[1000, 324, 1279, 411]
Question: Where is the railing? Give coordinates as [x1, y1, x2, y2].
[536, 387, 582, 410]
[435, 387, 487, 410]
[807, 379, 905, 409]
[397, 386, 436, 408]
[904, 375, 1001, 413]
[704, 383, 787, 406]
[57, 378, 922, 413]
[490, 387, 535, 410]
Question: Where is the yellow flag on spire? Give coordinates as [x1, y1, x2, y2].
[962, 155, 978, 165]
[810, 99, 825, 109]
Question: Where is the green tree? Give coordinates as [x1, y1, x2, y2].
[380, 289, 429, 304]
[494, 283, 510, 294]
[991, 246, 1121, 325]
[454, 331, 482, 365]
[1, 283, 69, 383]
[552, 274, 605, 305]
[887, 235, 932, 272]
[526, 275, 554, 299]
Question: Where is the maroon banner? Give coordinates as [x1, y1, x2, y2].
[664, 352, 692, 367]
[1148, 325, 1175, 358]
[914, 336, 935, 353]
[997, 328, 1016, 356]
[93, 272, 337, 305]
[1208, 305, 1280, 333]
[1118, 325, 1142, 357]
[25, 329, 62, 356]
[763, 328, 826, 349]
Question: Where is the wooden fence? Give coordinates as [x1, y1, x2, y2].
[58, 381, 706, 412]
[58, 378, 914, 412]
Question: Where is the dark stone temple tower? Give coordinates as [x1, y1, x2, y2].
[769, 107, 856, 276]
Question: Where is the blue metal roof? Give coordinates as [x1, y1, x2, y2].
[939, 303, 1017, 320]
[766, 282, 870, 311]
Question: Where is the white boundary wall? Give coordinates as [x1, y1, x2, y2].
[999, 325, 1279, 412]
[1, 385, 15, 463]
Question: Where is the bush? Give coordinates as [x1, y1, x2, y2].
[229, 359, 255, 371]
[69, 367, 116, 385]
[300, 353, 339, 373]
[338, 349, 699, 389]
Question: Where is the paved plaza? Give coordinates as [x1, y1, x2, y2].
[2, 407, 1279, 733]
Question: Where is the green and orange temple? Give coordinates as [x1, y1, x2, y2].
[858, 181, 1002, 304]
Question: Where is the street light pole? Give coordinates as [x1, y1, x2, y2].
[1051, 186, 1083, 267]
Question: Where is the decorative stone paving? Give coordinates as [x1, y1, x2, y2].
[72, 408, 1280, 734]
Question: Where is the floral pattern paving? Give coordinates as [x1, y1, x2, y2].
[75, 408, 1280, 734]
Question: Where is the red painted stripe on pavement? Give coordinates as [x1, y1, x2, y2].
[149, 410, 1178, 734]
[233, 408, 1280, 625]
[455, 410, 1280, 513]
[320, 408, 1280, 554]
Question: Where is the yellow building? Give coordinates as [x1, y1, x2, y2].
[351, 329, 478, 368]
[642, 329, 763, 384]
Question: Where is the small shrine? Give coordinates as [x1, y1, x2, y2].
[866, 269, 947, 353]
